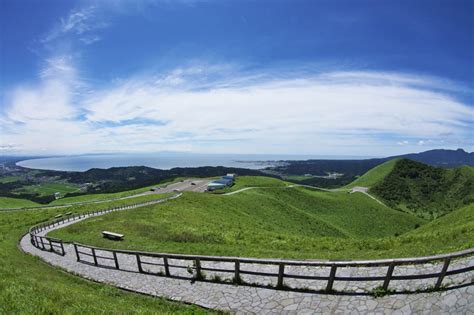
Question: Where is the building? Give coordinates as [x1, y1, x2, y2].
[207, 174, 236, 191]
[207, 182, 227, 191]
[214, 178, 233, 186]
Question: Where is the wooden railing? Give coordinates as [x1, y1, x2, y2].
[72, 242, 474, 293]
[28, 194, 181, 256]
[26, 192, 474, 294]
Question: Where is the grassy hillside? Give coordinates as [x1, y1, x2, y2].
[0, 178, 183, 209]
[50, 184, 427, 259]
[0, 197, 40, 209]
[0, 200, 210, 314]
[371, 159, 474, 219]
[396, 203, 474, 254]
[345, 159, 399, 188]
[212, 175, 290, 193]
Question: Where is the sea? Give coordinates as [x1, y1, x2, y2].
[16, 152, 374, 172]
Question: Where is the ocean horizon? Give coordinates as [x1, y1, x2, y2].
[16, 152, 377, 172]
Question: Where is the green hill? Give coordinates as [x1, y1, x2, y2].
[345, 159, 399, 188]
[0, 197, 40, 209]
[50, 182, 426, 259]
[370, 159, 474, 219]
[0, 198, 209, 314]
[396, 203, 474, 255]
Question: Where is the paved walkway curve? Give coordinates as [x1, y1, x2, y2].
[20, 201, 474, 313]
[222, 184, 336, 196]
[224, 185, 387, 209]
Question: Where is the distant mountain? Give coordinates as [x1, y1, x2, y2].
[392, 149, 474, 167]
[270, 149, 473, 182]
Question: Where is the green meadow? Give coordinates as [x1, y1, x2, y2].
[0, 196, 40, 209]
[0, 199, 213, 314]
[49, 181, 473, 259]
[1, 160, 472, 312]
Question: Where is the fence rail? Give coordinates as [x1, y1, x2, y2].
[27, 193, 473, 294]
[72, 242, 474, 293]
[28, 194, 181, 256]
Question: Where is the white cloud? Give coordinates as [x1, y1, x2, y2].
[1, 67, 473, 155]
[41, 6, 107, 45]
[5, 56, 78, 123]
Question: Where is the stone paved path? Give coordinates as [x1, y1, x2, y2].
[20, 205, 474, 314]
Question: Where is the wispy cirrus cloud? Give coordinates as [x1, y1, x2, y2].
[41, 5, 107, 46]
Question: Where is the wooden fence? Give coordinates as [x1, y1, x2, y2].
[28, 194, 181, 256]
[27, 192, 473, 294]
[72, 242, 474, 293]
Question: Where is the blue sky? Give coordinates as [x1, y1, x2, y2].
[1, 0, 473, 156]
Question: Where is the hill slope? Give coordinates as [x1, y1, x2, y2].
[370, 159, 474, 219]
[0, 197, 40, 209]
[50, 182, 425, 259]
[345, 159, 399, 188]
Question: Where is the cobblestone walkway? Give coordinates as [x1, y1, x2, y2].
[20, 211, 474, 314]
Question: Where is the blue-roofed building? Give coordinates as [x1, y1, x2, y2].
[207, 174, 236, 191]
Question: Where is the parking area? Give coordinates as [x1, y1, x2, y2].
[149, 179, 210, 194]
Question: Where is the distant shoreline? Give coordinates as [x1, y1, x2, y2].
[15, 153, 376, 172]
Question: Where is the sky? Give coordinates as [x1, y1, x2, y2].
[0, 0, 473, 157]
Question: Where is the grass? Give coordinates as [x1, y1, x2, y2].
[51, 181, 455, 260]
[0, 197, 40, 209]
[14, 182, 81, 197]
[212, 176, 291, 193]
[284, 175, 316, 181]
[0, 176, 20, 183]
[0, 200, 214, 314]
[0, 178, 183, 209]
[345, 159, 398, 188]
[0, 192, 173, 211]
[49, 177, 185, 205]
[371, 159, 474, 219]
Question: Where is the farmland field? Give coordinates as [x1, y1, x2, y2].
[13, 182, 81, 197]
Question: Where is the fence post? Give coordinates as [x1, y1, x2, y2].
[40, 237, 46, 250]
[195, 258, 202, 280]
[113, 251, 119, 269]
[277, 263, 285, 289]
[383, 263, 395, 291]
[326, 265, 337, 292]
[48, 238, 53, 252]
[92, 248, 98, 266]
[73, 243, 80, 261]
[234, 261, 240, 283]
[435, 258, 451, 289]
[59, 241, 65, 256]
[163, 257, 170, 276]
[136, 254, 143, 273]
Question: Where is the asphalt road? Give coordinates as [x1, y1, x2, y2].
[147, 179, 210, 194]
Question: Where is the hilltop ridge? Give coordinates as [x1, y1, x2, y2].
[369, 159, 474, 219]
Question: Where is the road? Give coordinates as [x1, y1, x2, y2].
[145, 178, 210, 194]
